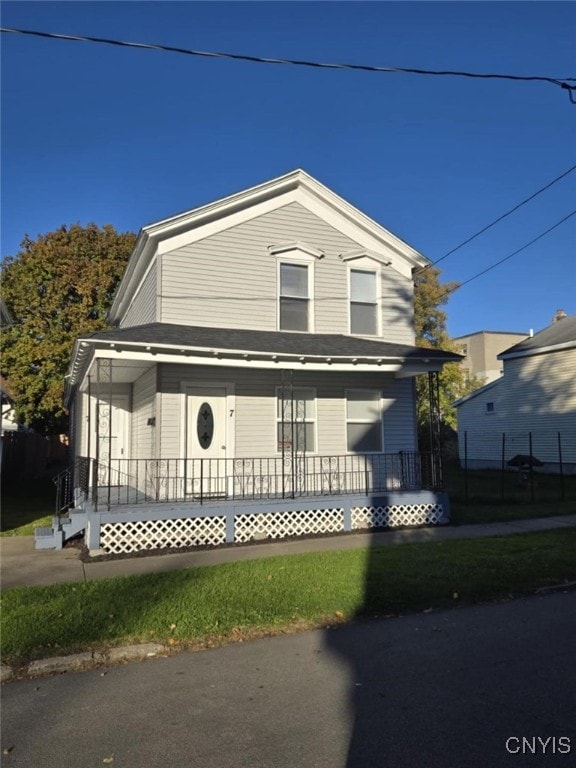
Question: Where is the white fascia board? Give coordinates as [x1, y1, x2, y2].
[111, 170, 428, 321]
[452, 378, 503, 408]
[499, 340, 576, 361]
[296, 185, 425, 279]
[395, 362, 447, 377]
[108, 172, 305, 323]
[90, 346, 404, 373]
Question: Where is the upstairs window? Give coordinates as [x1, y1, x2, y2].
[350, 269, 378, 335]
[279, 263, 309, 332]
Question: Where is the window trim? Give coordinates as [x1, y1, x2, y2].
[345, 388, 383, 454]
[276, 252, 316, 333]
[275, 386, 317, 454]
[347, 261, 381, 337]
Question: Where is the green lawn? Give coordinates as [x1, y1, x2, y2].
[1, 468, 574, 537]
[446, 466, 576, 524]
[2, 528, 575, 666]
[0, 479, 55, 536]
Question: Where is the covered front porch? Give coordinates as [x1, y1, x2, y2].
[47, 449, 448, 554]
[41, 323, 456, 552]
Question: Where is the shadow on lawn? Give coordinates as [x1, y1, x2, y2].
[0, 478, 55, 533]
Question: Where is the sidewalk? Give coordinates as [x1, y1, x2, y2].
[2, 513, 576, 590]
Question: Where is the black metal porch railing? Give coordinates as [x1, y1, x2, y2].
[75, 451, 442, 510]
[53, 457, 92, 514]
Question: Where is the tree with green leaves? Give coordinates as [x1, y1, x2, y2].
[1, 224, 136, 435]
[413, 266, 484, 435]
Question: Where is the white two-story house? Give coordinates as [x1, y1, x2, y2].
[39, 170, 458, 553]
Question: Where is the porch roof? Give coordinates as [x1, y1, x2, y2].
[66, 323, 460, 399]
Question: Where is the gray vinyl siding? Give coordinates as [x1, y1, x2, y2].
[158, 363, 416, 459]
[131, 366, 157, 459]
[160, 202, 414, 344]
[120, 262, 157, 328]
[456, 348, 576, 466]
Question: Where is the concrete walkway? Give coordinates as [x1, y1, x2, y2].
[2, 513, 576, 590]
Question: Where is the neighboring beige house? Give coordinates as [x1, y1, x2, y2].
[454, 315, 576, 473]
[453, 330, 529, 384]
[39, 169, 459, 552]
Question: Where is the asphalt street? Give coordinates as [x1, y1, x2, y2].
[2, 591, 576, 768]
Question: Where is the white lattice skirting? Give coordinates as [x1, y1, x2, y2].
[351, 504, 443, 529]
[96, 500, 445, 553]
[100, 517, 227, 554]
[235, 508, 344, 543]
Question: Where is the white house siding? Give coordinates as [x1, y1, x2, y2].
[457, 348, 576, 470]
[157, 363, 417, 460]
[131, 366, 157, 460]
[160, 202, 415, 344]
[120, 261, 157, 328]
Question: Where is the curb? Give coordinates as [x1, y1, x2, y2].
[1, 643, 167, 683]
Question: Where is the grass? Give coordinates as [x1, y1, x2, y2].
[0, 479, 55, 536]
[445, 466, 576, 524]
[2, 528, 575, 666]
[1, 468, 574, 536]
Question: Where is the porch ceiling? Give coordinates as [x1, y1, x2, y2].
[80, 359, 154, 389]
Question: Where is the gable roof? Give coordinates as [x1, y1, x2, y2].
[499, 316, 576, 360]
[453, 377, 503, 408]
[108, 169, 430, 324]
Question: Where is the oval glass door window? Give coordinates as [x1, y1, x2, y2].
[197, 403, 214, 449]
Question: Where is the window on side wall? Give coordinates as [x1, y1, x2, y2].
[485, 401, 495, 414]
[279, 263, 309, 332]
[276, 387, 316, 452]
[346, 390, 382, 452]
[350, 269, 378, 335]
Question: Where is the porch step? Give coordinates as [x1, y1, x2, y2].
[61, 511, 88, 539]
[34, 511, 87, 551]
[34, 526, 64, 550]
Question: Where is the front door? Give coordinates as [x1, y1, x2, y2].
[186, 387, 228, 496]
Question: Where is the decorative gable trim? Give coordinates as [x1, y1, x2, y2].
[268, 241, 325, 260]
[339, 248, 392, 267]
[108, 169, 429, 325]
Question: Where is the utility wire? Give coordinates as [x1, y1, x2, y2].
[445, 209, 576, 294]
[158, 210, 576, 301]
[2, 26, 575, 101]
[422, 163, 576, 271]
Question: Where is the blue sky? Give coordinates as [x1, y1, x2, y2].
[2, 1, 575, 338]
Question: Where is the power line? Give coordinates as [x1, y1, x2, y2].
[2, 26, 575, 102]
[163, 207, 575, 301]
[424, 163, 576, 270]
[446, 209, 576, 294]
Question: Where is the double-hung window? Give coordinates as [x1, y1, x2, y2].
[346, 390, 382, 452]
[279, 263, 309, 332]
[276, 387, 316, 452]
[350, 269, 378, 335]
